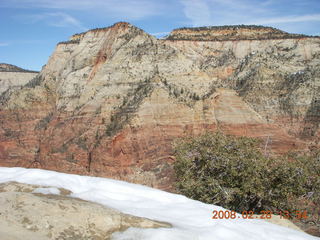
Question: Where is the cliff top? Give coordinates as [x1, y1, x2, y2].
[56, 22, 319, 45]
[171, 25, 286, 32]
[72, 22, 131, 38]
[57, 22, 138, 45]
[0, 63, 39, 73]
[166, 24, 317, 41]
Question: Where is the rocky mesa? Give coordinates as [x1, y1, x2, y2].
[0, 22, 319, 190]
[0, 63, 38, 95]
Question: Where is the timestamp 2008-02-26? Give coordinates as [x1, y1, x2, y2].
[212, 210, 308, 220]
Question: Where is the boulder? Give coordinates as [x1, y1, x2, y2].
[0, 182, 170, 240]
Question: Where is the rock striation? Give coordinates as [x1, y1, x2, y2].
[0, 22, 319, 190]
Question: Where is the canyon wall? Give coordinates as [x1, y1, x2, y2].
[0, 23, 319, 190]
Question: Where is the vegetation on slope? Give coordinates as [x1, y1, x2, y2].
[105, 78, 154, 137]
[173, 132, 320, 217]
[166, 25, 312, 41]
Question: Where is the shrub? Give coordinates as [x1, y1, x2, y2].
[173, 132, 320, 213]
[25, 75, 42, 88]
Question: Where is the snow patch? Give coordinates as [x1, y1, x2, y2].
[32, 187, 61, 195]
[0, 167, 317, 240]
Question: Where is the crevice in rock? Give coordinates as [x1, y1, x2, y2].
[87, 151, 92, 172]
[301, 90, 320, 138]
[105, 76, 155, 137]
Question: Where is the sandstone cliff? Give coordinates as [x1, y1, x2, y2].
[0, 63, 38, 94]
[0, 22, 319, 190]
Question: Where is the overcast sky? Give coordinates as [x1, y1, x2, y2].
[1, 0, 319, 71]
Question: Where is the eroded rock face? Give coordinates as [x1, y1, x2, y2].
[0, 182, 170, 240]
[0, 22, 319, 190]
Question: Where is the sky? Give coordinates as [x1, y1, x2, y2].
[0, 0, 319, 71]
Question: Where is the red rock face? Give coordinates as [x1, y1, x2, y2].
[0, 23, 319, 190]
[0, 110, 313, 190]
[0, 101, 310, 191]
